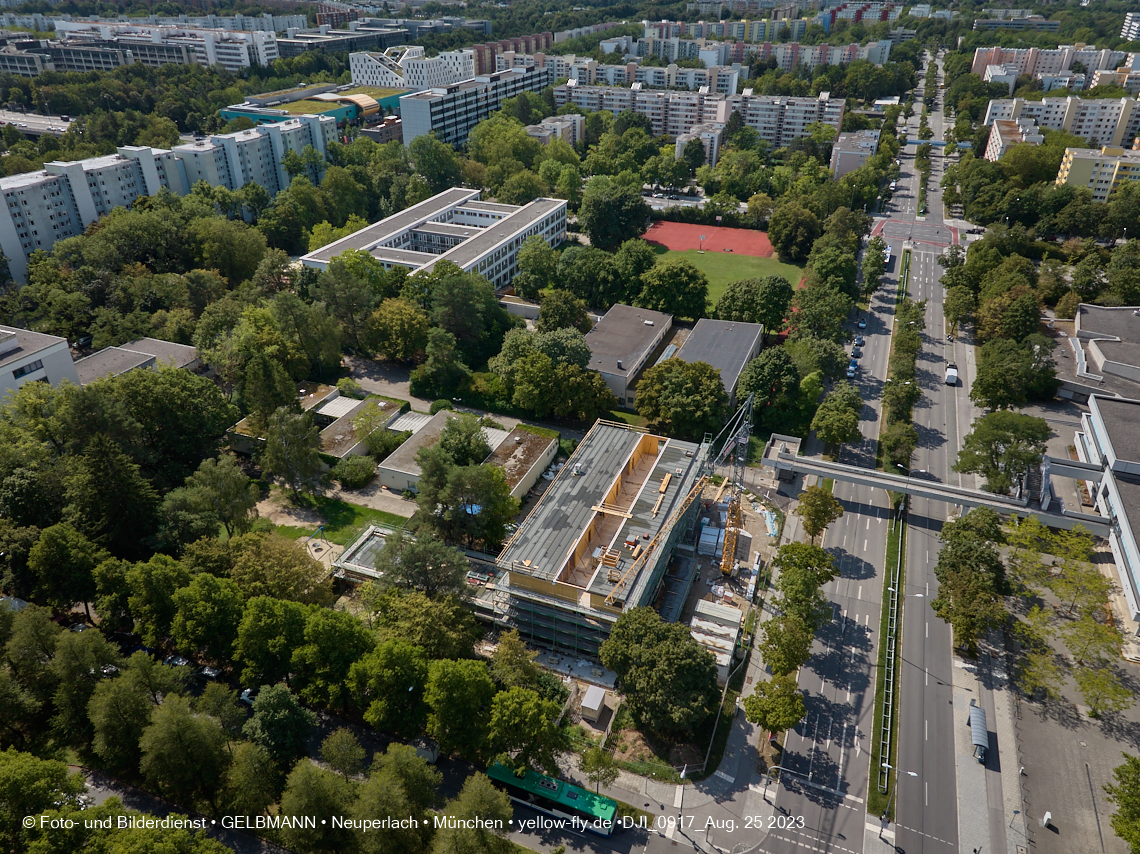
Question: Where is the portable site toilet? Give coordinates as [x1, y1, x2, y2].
[968, 700, 988, 764]
[581, 685, 606, 724]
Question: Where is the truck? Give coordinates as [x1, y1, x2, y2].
[945, 363, 958, 385]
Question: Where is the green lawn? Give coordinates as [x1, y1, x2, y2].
[268, 493, 411, 546]
[651, 247, 805, 306]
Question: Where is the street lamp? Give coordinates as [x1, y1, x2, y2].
[881, 763, 918, 836]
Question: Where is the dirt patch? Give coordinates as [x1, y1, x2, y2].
[612, 728, 700, 769]
[256, 495, 322, 529]
[668, 743, 703, 766]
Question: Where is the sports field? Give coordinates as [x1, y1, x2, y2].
[643, 220, 803, 305]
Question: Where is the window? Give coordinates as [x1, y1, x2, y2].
[13, 360, 43, 379]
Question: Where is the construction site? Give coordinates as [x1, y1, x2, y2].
[483, 402, 774, 668]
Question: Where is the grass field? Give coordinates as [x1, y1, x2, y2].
[266, 493, 410, 545]
[651, 247, 805, 306]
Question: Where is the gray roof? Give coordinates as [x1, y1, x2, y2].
[585, 305, 673, 378]
[1077, 304, 1140, 347]
[424, 197, 565, 272]
[0, 325, 68, 370]
[119, 337, 198, 369]
[497, 422, 701, 605]
[73, 347, 154, 385]
[674, 318, 763, 395]
[1096, 397, 1140, 466]
[379, 410, 507, 477]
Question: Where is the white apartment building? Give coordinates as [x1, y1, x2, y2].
[971, 45, 1127, 80]
[350, 46, 474, 91]
[984, 97, 1140, 148]
[983, 118, 1044, 161]
[399, 65, 554, 146]
[300, 188, 567, 290]
[675, 122, 725, 167]
[524, 114, 585, 147]
[52, 22, 279, 70]
[554, 83, 844, 148]
[1122, 12, 1140, 42]
[0, 115, 335, 283]
[0, 325, 80, 400]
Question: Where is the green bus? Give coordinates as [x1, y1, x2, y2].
[486, 763, 617, 836]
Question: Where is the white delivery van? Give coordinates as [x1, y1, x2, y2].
[945, 363, 958, 385]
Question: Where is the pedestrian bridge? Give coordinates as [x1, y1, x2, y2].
[758, 436, 1110, 536]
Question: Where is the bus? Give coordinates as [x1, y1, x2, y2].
[486, 763, 618, 836]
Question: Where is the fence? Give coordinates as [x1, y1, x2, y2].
[877, 497, 907, 795]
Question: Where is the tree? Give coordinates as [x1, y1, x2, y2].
[222, 742, 278, 819]
[234, 596, 311, 687]
[931, 509, 1008, 656]
[139, 694, 229, 812]
[880, 422, 918, 470]
[578, 180, 650, 252]
[279, 761, 357, 853]
[353, 768, 431, 854]
[431, 774, 514, 854]
[771, 542, 838, 621]
[488, 686, 567, 775]
[196, 682, 247, 744]
[314, 255, 381, 350]
[171, 573, 244, 663]
[1105, 754, 1140, 851]
[240, 352, 296, 432]
[768, 202, 821, 262]
[410, 328, 470, 398]
[27, 523, 105, 615]
[49, 628, 121, 746]
[943, 287, 976, 333]
[787, 282, 853, 343]
[0, 749, 84, 851]
[581, 747, 619, 793]
[177, 454, 258, 538]
[88, 653, 177, 774]
[348, 639, 429, 739]
[260, 408, 322, 497]
[489, 629, 542, 690]
[635, 358, 727, 441]
[742, 674, 806, 736]
[65, 434, 158, 559]
[636, 260, 709, 320]
[954, 411, 1051, 495]
[536, 289, 592, 334]
[1075, 668, 1133, 718]
[437, 412, 492, 466]
[291, 607, 376, 710]
[1061, 616, 1122, 666]
[739, 348, 800, 414]
[409, 134, 463, 194]
[516, 235, 560, 294]
[599, 607, 719, 740]
[374, 531, 470, 599]
[715, 275, 793, 331]
[757, 614, 814, 676]
[367, 298, 430, 363]
[372, 742, 443, 814]
[127, 555, 191, 647]
[230, 532, 335, 607]
[810, 386, 862, 446]
[425, 659, 495, 759]
[861, 236, 887, 295]
[242, 683, 317, 767]
[374, 590, 481, 661]
[321, 728, 366, 779]
[794, 487, 844, 544]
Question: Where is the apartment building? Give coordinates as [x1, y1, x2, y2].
[52, 21, 280, 70]
[399, 65, 554, 146]
[469, 32, 554, 75]
[974, 16, 1060, 32]
[984, 118, 1044, 161]
[984, 97, 1140, 148]
[1091, 67, 1140, 96]
[1122, 11, 1140, 42]
[1056, 146, 1140, 202]
[554, 82, 843, 147]
[813, 2, 901, 32]
[524, 114, 585, 147]
[971, 45, 1127, 80]
[830, 128, 881, 177]
[0, 12, 308, 32]
[676, 122, 725, 166]
[350, 46, 474, 91]
[0, 326, 79, 400]
[0, 115, 335, 283]
[300, 188, 566, 291]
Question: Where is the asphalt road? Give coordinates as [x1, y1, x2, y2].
[0, 108, 71, 136]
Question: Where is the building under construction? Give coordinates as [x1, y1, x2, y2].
[494, 421, 707, 656]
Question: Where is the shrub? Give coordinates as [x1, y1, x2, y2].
[331, 455, 376, 489]
[336, 378, 366, 399]
[1055, 290, 1081, 320]
[430, 399, 454, 414]
[365, 429, 410, 460]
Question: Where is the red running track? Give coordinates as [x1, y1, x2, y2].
[643, 220, 775, 257]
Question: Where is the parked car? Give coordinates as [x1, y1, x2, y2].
[239, 687, 259, 707]
[163, 655, 190, 668]
[194, 665, 221, 682]
[851, 346, 862, 358]
[855, 335, 865, 346]
[846, 365, 857, 379]
[857, 318, 867, 329]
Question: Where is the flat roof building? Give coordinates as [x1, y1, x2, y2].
[584, 304, 673, 408]
[829, 128, 881, 177]
[984, 96, 1140, 148]
[675, 122, 725, 167]
[1056, 146, 1140, 201]
[0, 325, 80, 399]
[983, 118, 1043, 162]
[675, 318, 764, 406]
[376, 409, 511, 493]
[300, 188, 567, 291]
[495, 420, 705, 656]
[73, 346, 155, 385]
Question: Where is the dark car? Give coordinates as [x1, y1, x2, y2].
[855, 335, 865, 346]
[851, 346, 862, 358]
[195, 665, 221, 682]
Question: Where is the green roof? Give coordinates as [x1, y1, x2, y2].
[486, 764, 617, 822]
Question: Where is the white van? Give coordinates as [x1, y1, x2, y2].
[945, 363, 958, 385]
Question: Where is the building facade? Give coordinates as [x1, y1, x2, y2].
[0, 325, 80, 400]
[983, 118, 1043, 161]
[830, 128, 881, 177]
[350, 46, 474, 91]
[399, 65, 554, 146]
[1056, 146, 1140, 201]
[984, 96, 1140, 148]
[524, 113, 585, 147]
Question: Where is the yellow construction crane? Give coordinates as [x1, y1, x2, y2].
[603, 396, 754, 607]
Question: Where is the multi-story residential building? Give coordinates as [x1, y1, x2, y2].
[758, 38, 892, 71]
[974, 16, 1060, 32]
[676, 122, 725, 166]
[830, 128, 880, 177]
[51, 21, 281, 70]
[468, 31, 554, 75]
[1091, 67, 1140, 96]
[350, 46, 474, 91]
[983, 63, 1020, 94]
[277, 25, 408, 57]
[1056, 146, 1140, 201]
[554, 82, 844, 147]
[1122, 12, 1140, 42]
[0, 325, 80, 399]
[984, 96, 1140, 148]
[0, 45, 51, 76]
[300, 187, 566, 291]
[0, 11, 308, 32]
[0, 115, 335, 283]
[813, 2, 901, 32]
[971, 45, 1126, 80]
[983, 118, 1043, 161]
[399, 65, 554, 146]
[524, 113, 585, 147]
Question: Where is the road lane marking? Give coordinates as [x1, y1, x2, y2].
[925, 719, 928, 741]
[864, 539, 868, 551]
[858, 586, 862, 600]
[926, 622, 929, 638]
